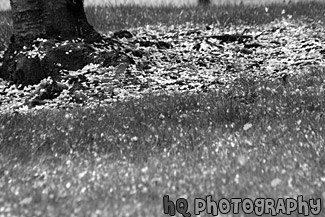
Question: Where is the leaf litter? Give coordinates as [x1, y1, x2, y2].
[1, 17, 325, 114]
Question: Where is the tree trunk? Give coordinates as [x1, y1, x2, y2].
[10, 0, 101, 42]
[198, 0, 211, 6]
[0, 0, 102, 85]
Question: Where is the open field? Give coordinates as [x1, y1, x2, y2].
[1, 1, 325, 217]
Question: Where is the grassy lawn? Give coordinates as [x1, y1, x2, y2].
[1, 1, 325, 217]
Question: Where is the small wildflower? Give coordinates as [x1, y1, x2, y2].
[271, 178, 282, 187]
[159, 113, 165, 119]
[131, 136, 138, 142]
[243, 123, 252, 131]
[141, 166, 148, 173]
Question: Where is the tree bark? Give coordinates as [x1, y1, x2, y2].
[10, 0, 101, 41]
[198, 0, 211, 6]
[0, 0, 102, 85]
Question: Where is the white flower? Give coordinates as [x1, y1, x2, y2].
[243, 123, 252, 131]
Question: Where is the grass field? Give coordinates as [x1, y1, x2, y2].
[0, 0, 323, 10]
[1, 1, 325, 217]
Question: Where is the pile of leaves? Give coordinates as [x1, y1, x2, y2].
[1, 16, 325, 113]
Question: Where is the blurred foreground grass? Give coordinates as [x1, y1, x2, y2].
[1, 68, 325, 216]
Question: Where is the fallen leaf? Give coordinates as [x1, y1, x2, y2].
[20, 197, 33, 205]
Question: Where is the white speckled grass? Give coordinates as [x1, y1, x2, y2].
[0, 69, 325, 216]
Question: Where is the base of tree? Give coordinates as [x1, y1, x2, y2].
[1, 0, 110, 86]
[0, 35, 134, 86]
[198, 0, 211, 5]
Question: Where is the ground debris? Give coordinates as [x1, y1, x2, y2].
[1, 18, 325, 114]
